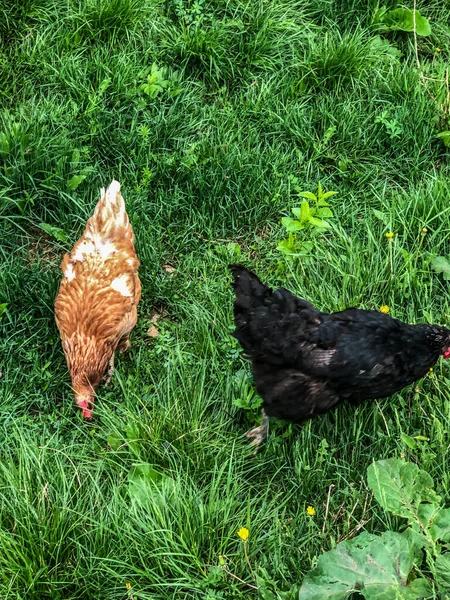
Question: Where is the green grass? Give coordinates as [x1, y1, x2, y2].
[1, 0, 450, 597]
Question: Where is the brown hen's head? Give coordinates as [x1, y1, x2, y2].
[75, 391, 94, 419]
[71, 374, 100, 419]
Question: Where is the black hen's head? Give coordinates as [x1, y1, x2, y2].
[418, 324, 450, 358]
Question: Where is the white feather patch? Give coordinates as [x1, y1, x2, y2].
[98, 240, 117, 258]
[64, 263, 76, 282]
[111, 274, 133, 297]
[72, 240, 96, 262]
[106, 180, 121, 202]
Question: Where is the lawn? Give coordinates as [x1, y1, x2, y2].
[1, 0, 450, 598]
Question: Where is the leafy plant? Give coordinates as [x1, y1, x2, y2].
[140, 63, 171, 99]
[277, 182, 336, 257]
[436, 131, 450, 147]
[232, 369, 262, 411]
[128, 463, 176, 506]
[38, 222, 68, 242]
[374, 7, 432, 37]
[375, 111, 404, 139]
[299, 458, 450, 599]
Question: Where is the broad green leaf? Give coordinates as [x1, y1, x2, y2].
[67, 174, 87, 190]
[412, 13, 431, 36]
[372, 209, 388, 223]
[291, 207, 300, 218]
[436, 131, 450, 147]
[417, 502, 440, 532]
[299, 530, 427, 600]
[400, 433, 416, 449]
[0, 131, 10, 154]
[366, 578, 432, 600]
[125, 422, 141, 453]
[322, 127, 336, 145]
[367, 459, 440, 519]
[320, 191, 338, 200]
[436, 554, 450, 594]
[429, 508, 450, 542]
[378, 8, 431, 37]
[316, 199, 331, 207]
[431, 256, 450, 281]
[233, 394, 262, 410]
[39, 222, 68, 242]
[71, 148, 80, 166]
[286, 222, 304, 232]
[98, 76, 112, 95]
[125, 422, 140, 441]
[233, 398, 249, 409]
[0, 303, 7, 319]
[128, 463, 175, 506]
[282, 217, 303, 232]
[315, 207, 333, 218]
[107, 432, 122, 451]
[226, 242, 241, 257]
[277, 240, 296, 255]
[299, 200, 310, 222]
[298, 192, 317, 202]
[317, 181, 323, 198]
[368, 35, 402, 58]
[282, 216, 295, 227]
[308, 217, 330, 228]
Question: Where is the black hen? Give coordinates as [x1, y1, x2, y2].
[230, 265, 450, 445]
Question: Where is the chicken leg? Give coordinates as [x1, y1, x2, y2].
[102, 337, 131, 387]
[246, 409, 269, 447]
[103, 354, 115, 386]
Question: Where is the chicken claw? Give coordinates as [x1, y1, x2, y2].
[245, 409, 269, 449]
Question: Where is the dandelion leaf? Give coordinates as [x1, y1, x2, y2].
[299, 531, 429, 600]
[367, 459, 439, 518]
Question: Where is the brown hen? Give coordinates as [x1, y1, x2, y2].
[55, 180, 141, 418]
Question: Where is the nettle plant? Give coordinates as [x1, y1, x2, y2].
[277, 182, 336, 257]
[300, 458, 450, 599]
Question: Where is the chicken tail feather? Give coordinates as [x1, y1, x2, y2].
[85, 179, 130, 242]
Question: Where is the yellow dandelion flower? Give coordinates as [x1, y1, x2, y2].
[238, 527, 249, 541]
[380, 305, 390, 314]
[126, 583, 132, 590]
[429, 367, 433, 372]
[306, 506, 316, 516]
[436, 47, 441, 52]
[385, 232, 394, 239]
[422, 227, 428, 234]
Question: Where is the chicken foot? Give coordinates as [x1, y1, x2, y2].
[118, 337, 130, 352]
[246, 409, 269, 447]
